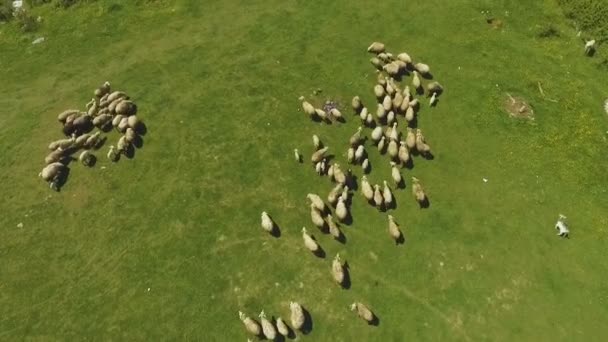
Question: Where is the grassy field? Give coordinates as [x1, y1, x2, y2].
[1, 0, 607, 340]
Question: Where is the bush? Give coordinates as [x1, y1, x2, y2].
[558, 0, 608, 42]
[537, 25, 561, 38]
[0, 0, 13, 22]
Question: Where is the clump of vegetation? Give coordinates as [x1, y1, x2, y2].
[537, 24, 561, 38]
[0, 0, 14, 22]
[558, 0, 608, 42]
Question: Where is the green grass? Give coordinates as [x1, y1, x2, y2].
[1, 0, 608, 340]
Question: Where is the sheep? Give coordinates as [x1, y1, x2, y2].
[405, 106, 415, 122]
[329, 108, 343, 120]
[377, 136, 386, 154]
[367, 41, 385, 53]
[427, 82, 443, 95]
[373, 184, 384, 208]
[315, 108, 328, 121]
[359, 106, 369, 121]
[397, 52, 412, 64]
[294, 148, 302, 162]
[302, 100, 316, 117]
[276, 317, 290, 337]
[326, 214, 341, 240]
[374, 84, 385, 98]
[347, 147, 355, 164]
[388, 140, 398, 159]
[415, 62, 430, 75]
[319, 158, 327, 175]
[125, 128, 137, 144]
[116, 100, 137, 116]
[390, 161, 402, 185]
[412, 71, 421, 89]
[332, 253, 345, 285]
[307, 193, 326, 212]
[94, 81, 111, 98]
[370, 57, 383, 69]
[312, 134, 322, 150]
[44, 149, 66, 165]
[74, 133, 90, 148]
[411, 177, 427, 205]
[333, 163, 346, 184]
[127, 115, 141, 129]
[376, 103, 386, 120]
[382, 95, 392, 111]
[327, 164, 335, 180]
[107, 145, 119, 162]
[48, 138, 74, 151]
[383, 62, 400, 76]
[92, 114, 112, 127]
[429, 93, 438, 106]
[399, 95, 410, 112]
[377, 52, 390, 62]
[111, 114, 124, 127]
[311, 146, 328, 163]
[57, 109, 81, 123]
[365, 113, 374, 127]
[341, 185, 349, 203]
[117, 136, 130, 154]
[376, 72, 387, 86]
[415, 129, 431, 155]
[383, 180, 393, 207]
[405, 128, 416, 149]
[388, 215, 403, 242]
[301, 224, 321, 247]
[362, 158, 370, 173]
[349, 126, 363, 147]
[386, 111, 395, 126]
[394, 59, 407, 70]
[409, 98, 419, 109]
[350, 302, 375, 323]
[351, 96, 362, 112]
[585, 39, 596, 55]
[386, 80, 396, 96]
[239, 311, 262, 337]
[392, 92, 404, 109]
[309, 204, 325, 230]
[258, 311, 276, 340]
[39, 162, 66, 182]
[107, 91, 128, 102]
[389, 122, 399, 141]
[108, 98, 125, 114]
[335, 196, 348, 222]
[118, 117, 129, 133]
[261, 211, 275, 233]
[354, 145, 365, 163]
[84, 131, 101, 149]
[78, 150, 94, 167]
[371, 126, 383, 143]
[289, 301, 306, 331]
[398, 141, 410, 164]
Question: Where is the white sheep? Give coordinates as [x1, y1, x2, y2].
[78, 150, 94, 167]
[388, 140, 398, 159]
[415, 62, 430, 75]
[377, 136, 386, 154]
[239, 311, 262, 336]
[307, 193, 325, 212]
[373, 184, 384, 208]
[341, 185, 350, 203]
[329, 108, 343, 120]
[374, 84, 385, 98]
[362, 158, 370, 173]
[259, 311, 276, 340]
[383, 180, 393, 206]
[383, 62, 400, 76]
[365, 112, 374, 127]
[361, 175, 374, 201]
[409, 98, 419, 109]
[415, 129, 431, 155]
[294, 148, 301, 162]
[302, 100, 316, 117]
[390, 161, 402, 185]
[310, 205, 326, 231]
[315, 160, 323, 175]
[302, 227, 320, 253]
[405, 127, 416, 149]
[392, 92, 404, 109]
[332, 253, 345, 285]
[359, 106, 368, 121]
[320, 158, 327, 175]
[328, 183, 344, 206]
[326, 214, 341, 240]
[367, 41, 385, 53]
[585, 39, 596, 55]
[352, 96, 362, 111]
[382, 95, 392, 111]
[427, 82, 443, 95]
[94, 81, 111, 98]
[386, 111, 395, 126]
[311, 146, 328, 163]
[355, 145, 365, 163]
[107, 145, 119, 162]
[389, 122, 399, 141]
[261, 211, 274, 233]
[370, 56, 383, 69]
[398, 141, 410, 164]
[347, 147, 355, 164]
[349, 126, 363, 146]
[350, 302, 375, 323]
[412, 70, 421, 89]
[290, 302, 306, 331]
[371, 126, 383, 143]
[388, 215, 403, 242]
[39, 162, 65, 182]
[429, 93, 438, 106]
[44, 149, 65, 165]
[312, 134, 321, 150]
[386, 81, 395, 96]
[405, 106, 415, 122]
[276, 317, 290, 337]
[333, 163, 346, 184]
[411, 177, 427, 205]
[315, 108, 328, 120]
[397, 52, 412, 64]
[57, 109, 81, 123]
[125, 127, 136, 143]
[376, 103, 386, 120]
[48, 138, 74, 151]
[336, 196, 348, 222]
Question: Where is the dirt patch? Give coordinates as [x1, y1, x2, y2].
[504, 94, 534, 120]
[486, 17, 503, 30]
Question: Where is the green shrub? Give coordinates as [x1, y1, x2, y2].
[537, 24, 561, 38]
[558, 0, 608, 42]
[0, 0, 13, 22]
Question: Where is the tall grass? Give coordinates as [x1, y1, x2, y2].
[558, 0, 608, 42]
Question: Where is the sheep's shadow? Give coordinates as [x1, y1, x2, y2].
[369, 313, 380, 326]
[300, 307, 314, 334]
[135, 122, 147, 136]
[403, 158, 415, 170]
[395, 233, 405, 245]
[335, 230, 347, 244]
[270, 223, 282, 238]
[124, 145, 136, 159]
[347, 174, 359, 191]
[313, 245, 326, 258]
[133, 135, 144, 149]
[415, 86, 425, 96]
[395, 178, 406, 189]
[85, 155, 97, 167]
[340, 261, 352, 289]
[430, 98, 440, 108]
[100, 122, 113, 133]
[52, 166, 71, 192]
[422, 152, 435, 160]
[340, 211, 353, 226]
[407, 115, 418, 129]
[418, 197, 430, 209]
[93, 137, 107, 150]
[422, 72, 434, 80]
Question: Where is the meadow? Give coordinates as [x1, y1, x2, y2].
[1, 0, 607, 340]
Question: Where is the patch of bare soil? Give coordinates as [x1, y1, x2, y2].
[505, 94, 534, 120]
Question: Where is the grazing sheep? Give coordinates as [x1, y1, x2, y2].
[341, 185, 350, 203]
[125, 128, 136, 143]
[352, 96, 362, 112]
[376, 103, 386, 120]
[373, 184, 384, 208]
[239, 311, 262, 337]
[108, 98, 125, 114]
[389, 122, 399, 141]
[57, 109, 81, 123]
[310, 204, 326, 230]
[107, 145, 119, 162]
[405, 128, 416, 149]
[393, 92, 404, 109]
[383, 62, 400, 76]
[302, 100, 316, 117]
[409, 98, 419, 109]
[415, 129, 431, 155]
[44, 149, 66, 165]
[48, 137, 74, 151]
[386, 79, 396, 96]
[319, 158, 327, 175]
[397, 52, 412, 64]
[78, 150, 94, 167]
[370, 57, 383, 69]
[359, 106, 368, 121]
[354, 145, 365, 163]
[259, 311, 277, 340]
[107, 91, 128, 102]
[388, 140, 398, 159]
[405, 106, 415, 122]
[117, 117, 129, 133]
[326, 214, 341, 240]
[386, 111, 395, 126]
[398, 141, 410, 164]
[94, 81, 111, 98]
[112, 114, 125, 127]
[289, 302, 306, 331]
[376, 72, 387, 86]
[116, 100, 137, 115]
[261, 211, 274, 233]
[349, 127, 363, 146]
[117, 136, 130, 154]
[307, 193, 325, 212]
[84, 131, 101, 149]
[311, 147, 328, 163]
[92, 114, 112, 127]
[276, 317, 290, 337]
[388, 215, 403, 242]
[333, 163, 346, 184]
[365, 112, 374, 127]
[361, 175, 374, 201]
[427, 82, 443, 95]
[394, 59, 407, 70]
[74, 133, 90, 148]
[585, 39, 596, 55]
[313, 134, 322, 150]
[86, 98, 99, 116]
[127, 115, 140, 129]
[367, 42, 385, 53]
[330, 108, 343, 120]
[302, 227, 320, 253]
[390, 161, 402, 185]
[415, 62, 430, 75]
[383, 180, 393, 206]
[294, 148, 301, 162]
[377, 52, 390, 62]
[411, 177, 427, 205]
[377, 136, 386, 154]
[332, 253, 345, 285]
[336, 196, 348, 222]
[39, 162, 66, 182]
[362, 158, 370, 173]
[399, 96, 410, 112]
[327, 164, 335, 180]
[374, 84, 385, 98]
[350, 302, 375, 323]
[315, 108, 328, 120]
[429, 93, 438, 106]
[347, 147, 355, 164]
[382, 95, 392, 111]
[371, 126, 383, 143]
[412, 71, 421, 89]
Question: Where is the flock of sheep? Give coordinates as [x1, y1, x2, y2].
[38, 82, 145, 190]
[239, 42, 443, 339]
